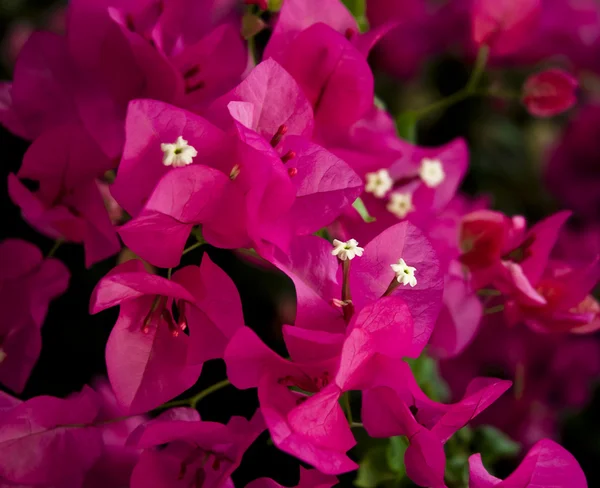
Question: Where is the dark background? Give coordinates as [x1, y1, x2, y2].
[0, 1, 598, 487]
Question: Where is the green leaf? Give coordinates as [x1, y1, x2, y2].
[386, 436, 408, 475]
[395, 112, 418, 143]
[342, 0, 369, 32]
[475, 426, 520, 466]
[355, 446, 398, 488]
[267, 0, 284, 11]
[353, 198, 376, 223]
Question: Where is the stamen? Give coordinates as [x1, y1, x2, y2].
[142, 296, 163, 333]
[230, 164, 241, 180]
[161, 309, 180, 337]
[345, 28, 357, 40]
[270, 125, 288, 147]
[281, 150, 296, 163]
[176, 301, 188, 331]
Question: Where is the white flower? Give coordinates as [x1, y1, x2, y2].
[331, 238, 364, 261]
[365, 169, 393, 198]
[0, 349, 6, 364]
[387, 192, 414, 219]
[390, 258, 417, 287]
[161, 136, 198, 167]
[419, 158, 445, 188]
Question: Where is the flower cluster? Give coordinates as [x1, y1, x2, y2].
[0, 0, 597, 487]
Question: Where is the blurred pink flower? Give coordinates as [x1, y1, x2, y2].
[522, 69, 578, 117]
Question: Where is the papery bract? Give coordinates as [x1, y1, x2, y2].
[362, 358, 511, 488]
[66, 0, 247, 157]
[0, 387, 103, 487]
[225, 295, 414, 474]
[469, 438, 587, 487]
[83, 378, 148, 488]
[270, 222, 443, 355]
[332, 137, 468, 244]
[8, 124, 120, 268]
[0, 32, 77, 140]
[0, 239, 69, 393]
[471, 0, 541, 56]
[91, 259, 201, 413]
[129, 409, 265, 488]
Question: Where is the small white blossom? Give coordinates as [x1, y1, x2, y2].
[331, 239, 364, 261]
[387, 192, 414, 219]
[391, 258, 417, 287]
[161, 136, 198, 167]
[0, 349, 6, 364]
[419, 158, 445, 188]
[365, 169, 393, 198]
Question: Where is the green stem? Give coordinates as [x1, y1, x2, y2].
[351, 422, 364, 429]
[159, 379, 231, 410]
[182, 241, 203, 256]
[410, 45, 489, 121]
[342, 392, 353, 424]
[47, 239, 64, 258]
[167, 268, 173, 279]
[477, 288, 502, 297]
[483, 304, 505, 315]
[466, 45, 489, 93]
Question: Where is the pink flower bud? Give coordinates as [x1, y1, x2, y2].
[522, 68, 578, 117]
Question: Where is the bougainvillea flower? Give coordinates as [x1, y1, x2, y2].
[173, 255, 245, 365]
[8, 124, 120, 268]
[91, 255, 244, 412]
[116, 99, 360, 265]
[246, 468, 338, 488]
[129, 408, 265, 488]
[469, 438, 587, 487]
[83, 378, 148, 488]
[113, 99, 290, 264]
[332, 137, 468, 244]
[206, 59, 314, 139]
[226, 296, 414, 474]
[269, 22, 374, 132]
[459, 210, 570, 292]
[272, 222, 443, 357]
[0, 239, 69, 393]
[366, 0, 467, 79]
[66, 0, 247, 158]
[0, 386, 103, 487]
[206, 59, 362, 235]
[0, 32, 77, 140]
[91, 255, 244, 413]
[504, 259, 600, 334]
[362, 358, 511, 488]
[471, 0, 541, 56]
[263, 0, 357, 61]
[522, 69, 578, 117]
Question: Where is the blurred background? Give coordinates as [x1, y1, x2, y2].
[0, 0, 599, 486]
